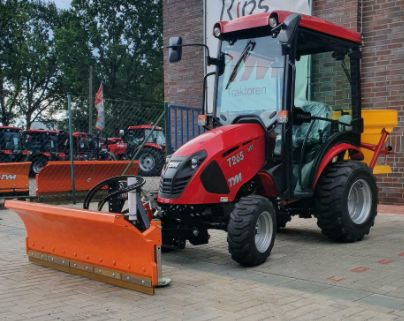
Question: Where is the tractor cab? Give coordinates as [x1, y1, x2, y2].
[22, 130, 67, 174]
[123, 125, 166, 176]
[72, 132, 99, 160]
[0, 126, 25, 162]
[125, 125, 166, 155]
[168, 11, 362, 198]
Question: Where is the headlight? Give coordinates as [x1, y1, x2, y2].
[191, 158, 199, 170]
[269, 16, 278, 28]
[189, 150, 207, 170]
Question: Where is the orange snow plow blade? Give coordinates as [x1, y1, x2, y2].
[0, 162, 30, 194]
[36, 161, 138, 195]
[5, 200, 162, 294]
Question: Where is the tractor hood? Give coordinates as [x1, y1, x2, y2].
[175, 123, 264, 157]
[158, 123, 266, 204]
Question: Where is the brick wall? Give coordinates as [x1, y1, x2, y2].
[163, 0, 404, 204]
[163, 0, 204, 108]
[361, 0, 404, 204]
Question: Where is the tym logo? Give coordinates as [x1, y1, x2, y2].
[0, 174, 17, 180]
[228, 173, 242, 187]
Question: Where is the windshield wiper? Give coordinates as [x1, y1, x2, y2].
[225, 41, 256, 90]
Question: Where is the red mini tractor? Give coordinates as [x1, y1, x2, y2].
[0, 126, 26, 162]
[123, 125, 166, 176]
[104, 137, 128, 160]
[72, 132, 117, 161]
[158, 11, 396, 266]
[22, 129, 67, 175]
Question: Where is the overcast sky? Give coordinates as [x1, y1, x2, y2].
[53, 0, 71, 9]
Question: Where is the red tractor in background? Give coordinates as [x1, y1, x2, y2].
[0, 126, 27, 162]
[122, 125, 166, 176]
[72, 132, 118, 161]
[158, 11, 397, 266]
[22, 129, 68, 175]
[104, 137, 127, 160]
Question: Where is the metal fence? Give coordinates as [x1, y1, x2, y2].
[0, 96, 164, 203]
[0, 98, 205, 205]
[165, 104, 203, 153]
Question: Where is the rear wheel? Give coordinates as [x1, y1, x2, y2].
[227, 195, 276, 267]
[314, 161, 378, 242]
[31, 156, 48, 175]
[138, 148, 164, 176]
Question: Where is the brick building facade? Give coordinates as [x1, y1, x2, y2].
[163, 0, 404, 204]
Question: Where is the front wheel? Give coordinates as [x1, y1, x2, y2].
[138, 148, 164, 176]
[227, 195, 277, 267]
[314, 161, 378, 242]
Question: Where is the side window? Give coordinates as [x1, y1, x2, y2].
[295, 51, 353, 138]
[292, 35, 355, 192]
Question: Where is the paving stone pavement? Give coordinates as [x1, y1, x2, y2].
[1, 206, 404, 321]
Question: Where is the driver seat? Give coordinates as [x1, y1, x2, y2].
[293, 101, 332, 192]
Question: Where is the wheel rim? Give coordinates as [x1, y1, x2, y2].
[347, 178, 372, 224]
[139, 153, 155, 172]
[255, 211, 273, 253]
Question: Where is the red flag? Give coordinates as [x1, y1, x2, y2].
[95, 83, 105, 131]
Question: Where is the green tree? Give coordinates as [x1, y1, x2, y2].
[72, 0, 163, 102]
[0, 0, 61, 128]
[0, 0, 28, 125]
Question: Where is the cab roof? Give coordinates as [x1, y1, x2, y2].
[0, 126, 22, 131]
[216, 10, 361, 45]
[127, 125, 163, 131]
[24, 129, 63, 135]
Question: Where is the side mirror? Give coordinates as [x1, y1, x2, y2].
[168, 37, 183, 63]
[278, 14, 301, 46]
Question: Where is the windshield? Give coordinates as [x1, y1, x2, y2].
[127, 129, 166, 146]
[145, 129, 166, 145]
[0, 130, 21, 150]
[216, 35, 285, 126]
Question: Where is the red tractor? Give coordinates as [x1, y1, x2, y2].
[104, 137, 127, 160]
[158, 11, 396, 266]
[123, 125, 166, 176]
[22, 129, 68, 175]
[0, 126, 27, 162]
[72, 132, 117, 161]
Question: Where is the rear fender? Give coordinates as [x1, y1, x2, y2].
[255, 171, 278, 198]
[312, 143, 364, 188]
[144, 143, 164, 151]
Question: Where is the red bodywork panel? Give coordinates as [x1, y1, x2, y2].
[72, 132, 90, 138]
[158, 124, 266, 205]
[106, 137, 128, 156]
[313, 143, 364, 188]
[216, 10, 361, 44]
[256, 171, 278, 198]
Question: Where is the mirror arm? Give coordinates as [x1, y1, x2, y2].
[207, 56, 221, 66]
[202, 72, 217, 115]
